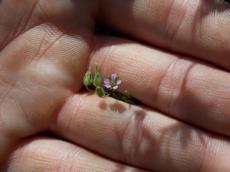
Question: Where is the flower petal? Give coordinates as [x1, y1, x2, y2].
[104, 84, 111, 88]
[116, 80, 122, 85]
[113, 85, 119, 90]
[111, 73, 118, 80]
[104, 79, 110, 84]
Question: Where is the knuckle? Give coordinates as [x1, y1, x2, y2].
[156, 58, 195, 114]
[164, 0, 189, 42]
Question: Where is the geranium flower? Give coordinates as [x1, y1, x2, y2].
[104, 73, 122, 90]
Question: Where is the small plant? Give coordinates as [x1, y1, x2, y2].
[83, 66, 139, 104]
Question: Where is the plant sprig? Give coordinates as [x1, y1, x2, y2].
[83, 66, 139, 104]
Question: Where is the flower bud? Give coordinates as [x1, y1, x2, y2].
[93, 66, 102, 87]
[95, 87, 106, 97]
[83, 69, 92, 87]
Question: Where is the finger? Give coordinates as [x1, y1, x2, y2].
[6, 137, 147, 172]
[0, 0, 95, 162]
[89, 36, 230, 137]
[53, 94, 230, 172]
[97, 0, 230, 70]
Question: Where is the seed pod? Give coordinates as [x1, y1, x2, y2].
[83, 69, 92, 87]
[95, 86, 106, 97]
[93, 66, 102, 87]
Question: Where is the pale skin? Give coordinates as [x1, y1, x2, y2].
[0, 0, 230, 171]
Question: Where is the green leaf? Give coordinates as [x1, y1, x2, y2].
[93, 66, 102, 87]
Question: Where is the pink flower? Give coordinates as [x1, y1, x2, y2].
[103, 73, 122, 90]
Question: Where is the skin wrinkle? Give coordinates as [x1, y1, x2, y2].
[55, 95, 83, 137]
[155, 57, 196, 116]
[0, 83, 17, 138]
[0, 5, 19, 50]
[19, 141, 58, 171]
[197, 139, 210, 172]
[66, 95, 83, 136]
[0, 0, 39, 50]
[33, 30, 64, 61]
[165, 0, 188, 43]
[31, 24, 61, 59]
[168, 61, 196, 116]
[0, 55, 27, 119]
[181, 65, 230, 131]
[199, 137, 229, 172]
[33, 30, 48, 61]
[164, 0, 176, 28]
[13, 98, 32, 137]
[2, 12, 23, 50]
[190, 1, 216, 53]
[35, 0, 50, 22]
[55, 147, 80, 172]
[13, 0, 39, 39]
[154, 57, 178, 114]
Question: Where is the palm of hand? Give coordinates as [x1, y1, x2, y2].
[0, 0, 92, 160]
[1, 0, 230, 172]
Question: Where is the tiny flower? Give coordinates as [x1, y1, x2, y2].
[103, 73, 122, 91]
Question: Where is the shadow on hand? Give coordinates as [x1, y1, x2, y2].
[97, 98, 209, 171]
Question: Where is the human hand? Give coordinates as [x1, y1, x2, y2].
[2, 0, 230, 172]
[0, 0, 146, 171]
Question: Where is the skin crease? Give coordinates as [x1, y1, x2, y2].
[0, 0, 229, 171]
